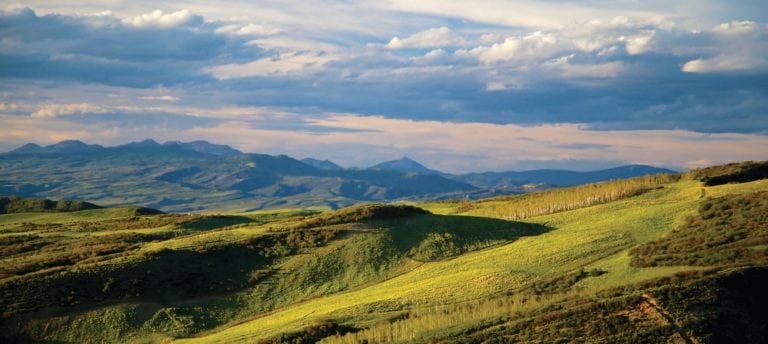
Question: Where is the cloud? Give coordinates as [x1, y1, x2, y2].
[544, 55, 623, 78]
[485, 82, 507, 91]
[122, 9, 203, 28]
[682, 21, 768, 73]
[624, 32, 655, 55]
[712, 20, 759, 34]
[462, 31, 562, 64]
[682, 57, 757, 73]
[0, 7, 262, 86]
[386, 26, 466, 49]
[32, 103, 109, 117]
[206, 52, 336, 78]
[216, 23, 281, 37]
[378, 1, 659, 29]
[0, 102, 21, 112]
[3, 101, 768, 172]
[139, 95, 180, 102]
[1, 1, 767, 152]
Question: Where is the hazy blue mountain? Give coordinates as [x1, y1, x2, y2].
[119, 139, 162, 149]
[457, 165, 677, 188]
[164, 140, 242, 156]
[0, 141, 476, 212]
[0, 141, 678, 212]
[6, 143, 44, 154]
[369, 157, 443, 175]
[7, 140, 104, 154]
[301, 158, 344, 171]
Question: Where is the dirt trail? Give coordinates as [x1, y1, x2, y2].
[640, 293, 700, 344]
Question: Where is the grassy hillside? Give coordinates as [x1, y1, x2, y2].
[1, 163, 766, 343]
[0, 196, 103, 214]
[420, 173, 677, 220]
[0, 203, 543, 343]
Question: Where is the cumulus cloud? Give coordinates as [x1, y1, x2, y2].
[123, 9, 203, 28]
[386, 26, 465, 49]
[682, 21, 768, 73]
[464, 31, 561, 64]
[623, 32, 654, 55]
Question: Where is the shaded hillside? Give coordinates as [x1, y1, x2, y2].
[0, 196, 102, 214]
[685, 160, 768, 186]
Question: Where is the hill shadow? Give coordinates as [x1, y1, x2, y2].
[375, 213, 553, 262]
[180, 215, 253, 231]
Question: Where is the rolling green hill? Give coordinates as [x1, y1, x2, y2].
[0, 161, 766, 343]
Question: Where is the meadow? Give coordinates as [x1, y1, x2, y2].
[0, 161, 766, 343]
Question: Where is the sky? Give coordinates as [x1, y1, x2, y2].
[0, 1, 767, 173]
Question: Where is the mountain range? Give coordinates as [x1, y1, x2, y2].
[0, 140, 676, 212]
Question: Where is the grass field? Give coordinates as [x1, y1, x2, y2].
[1, 170, 767, 343]
[173, 178, 768, 343]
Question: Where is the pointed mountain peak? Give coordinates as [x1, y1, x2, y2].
[6, 143, 44, 154]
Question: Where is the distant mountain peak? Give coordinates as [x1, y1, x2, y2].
[6, 143, 44, 154]
[54, 139, 85, 144]
[4, 141, 105, 155]
[45, 140, 104, 153]
[301, 158, 343, 171]
[109, 139, 241, 156]
[165, 140, 241, 156]
[123, 139, 161, 147]
[370, 156, 442, 175]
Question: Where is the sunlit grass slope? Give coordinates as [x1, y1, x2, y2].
[178, 178, 768, 343]
[0, 204, 540, 343]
